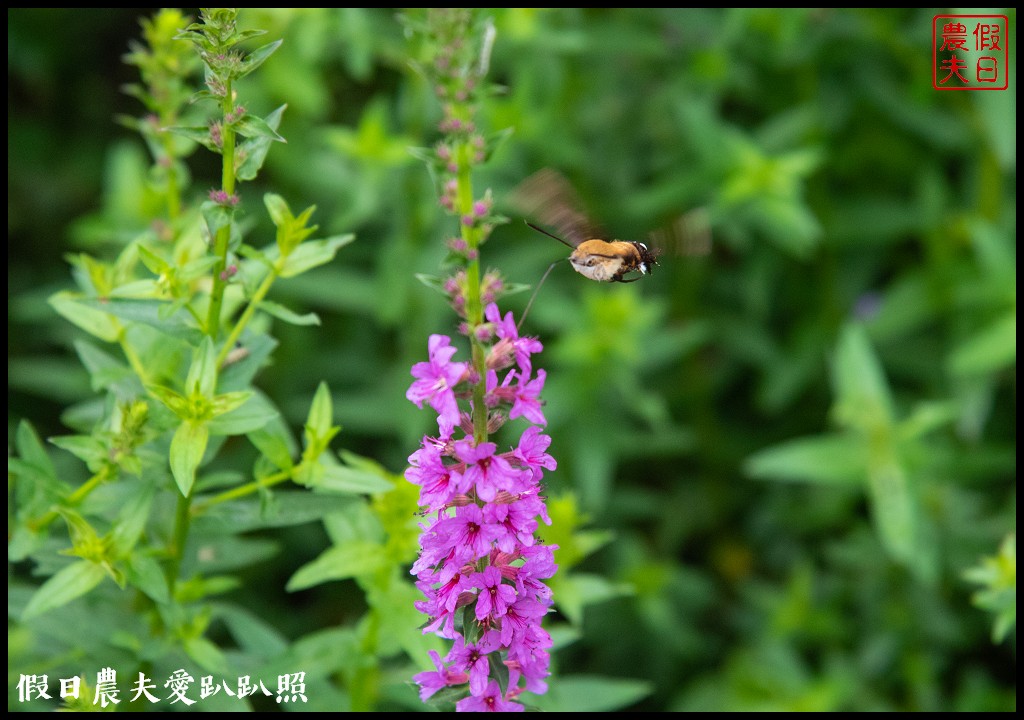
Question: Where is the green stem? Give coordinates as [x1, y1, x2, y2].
[205, 80, 237, 341]
[158, 113, 182, 222]
[455, 141, 488, 444]
[166, 490, 192, 594]
[163, 159, 181, 224]
[27, 465, 114, 533]
[119, 328, 150, 385]
[215, 264, 279, 368]
[192, 468, 291, 514]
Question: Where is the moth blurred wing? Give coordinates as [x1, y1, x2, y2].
[510, 168, 603, 248]
[647, 207, 712, 258]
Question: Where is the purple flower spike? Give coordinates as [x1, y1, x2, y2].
[405, 303, 556, 710]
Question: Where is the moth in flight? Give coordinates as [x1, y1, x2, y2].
[512, 168, 710, 284]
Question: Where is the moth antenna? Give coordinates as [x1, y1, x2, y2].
[525, 221, 575, 249]
[517, 261, 559, 333]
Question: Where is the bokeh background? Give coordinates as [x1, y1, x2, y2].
[9, 8, 1016, 711]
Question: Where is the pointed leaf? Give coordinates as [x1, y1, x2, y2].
[948, 311, 1016, 377]
[306, 382, 335, 440]
[533, 675, 654, 713]
[210, 390, 253, 418]
[126, 553, 170, 604]
[551, 572, 633, 626]
[184, 636, 228, 675]
[247, 424, 296, 472]
[67, 297, 204, 344]
[185, 337, 218, 398]
[415, 273, 448, 295]
[832, 323, 895, 429]
[866, 458, 933, 582]
[287, 541, 387, 591]
[49, 435, 107, 471]
[745, 433, 866, 486]
[49, 291, 121, 342]
[21, 560, 107, 620]
[264, 192, 291, 228]
[148, 384, 190, 417]
[318, 464, 395, 495]
[236, 105, 287, 180]
[74, 340, 132, 392]
[238, 39, 283, 79]
[15, 421, 58, 481]
[234, 113, 286, 143]
[279, 235, 355, 278]
[208, 392, 276, 435]
[166, 124, 219, 152]
[109, 485, 155, 555]
[170, 420, 209, 496]
[257, 300, 321, 326]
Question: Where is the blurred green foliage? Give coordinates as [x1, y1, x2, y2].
[8, 7, 1015, 711]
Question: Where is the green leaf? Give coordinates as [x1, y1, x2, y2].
[234, 113, 286, 143]
[745, 433, 866, 486]
[231, 28, 269, 43]
[126, 553, 170, 604]
[543, 493, 614, 571]
[193, 493, 358, 534]
[238, 39, 283, 79]
[533, 675, 654, 713]
[201, 200, 235, 241]
[325, 97, 414, 166]
[49, 435, 107, 471]
[108, 484, 155, 555]
[166, 124, 219, 152]
[68, 297, 204, 344]
[170, 420, 209, 496]
[948, 310, 1016, 377]
[10, 422, 63, 533]
[415, 272, 449, 295]
[209, 390, 253, 419]
[217, 333, 279, 392]
[148, 384, 189, 417]
[8, 357, 91, 404]
[49, 291, 121, 342]
[832, 323, 895, 430]
[21, 560, 107, 620]
[247, 424, 296, 472]
[964, 533, 1017, 643]
[287, 541, 388, 591]
[318, 464, 395, 495]
[551, 572, 633, 626]
[236, 105, 287, 181]
[257, 300, 321, 326]
[285, 626, 356, 677]
[306, 382, 336, 440]
[898, 401, 958, 441]
[211, 602, 289, 657]
[264, 192, 291, 228]
[866, 459, 928, 578]
[74, 340, 132, 392]
[208, 391, 277, 435]
[406, 145, 436, 166]
[483, 126, 515, 162]
[183, 635, 228, 675]
[185, 337, 218, 398]
[279, 235, 355, 278]
[136, 243, 171, 275]
[14, 420, 59, 482]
